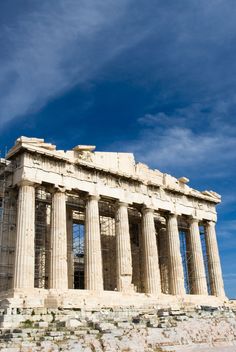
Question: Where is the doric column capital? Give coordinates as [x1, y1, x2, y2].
[48, 185, 66, 194]
[189, 216, 201, 224]
[206, 220, 216, 226]
[54, 186, 66, 193]
[88, 193, 100, 201]
[142, 205, 155, 214]
[17, 179, 40, 188]
[116, 200, 129, 208]
[168, 212, 179, 219]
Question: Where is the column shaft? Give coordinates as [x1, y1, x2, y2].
[115, 202, 133, 292]
[205, 221, 225, 297]
[158, 227, 169, 293]
[67, 208, 74, 289]
[85, 195, 103, 291]
[14, 182, 35, 289]
[142, 208, 161, 294]
[45, 205, 51, 289]
[188, 219, 208, 295]
[166, 214, 185, 295]
[50, 190, 68, 289]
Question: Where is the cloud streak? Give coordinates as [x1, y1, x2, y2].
[111, 103, 236, 182]
[0, 0, 154, 128]
[1, 0, 236, 132]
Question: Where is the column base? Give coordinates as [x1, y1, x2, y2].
[117, 276, 135, 294]
[0, 288, 229, 311]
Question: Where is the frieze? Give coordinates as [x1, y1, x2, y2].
[22, 152, 216, 215]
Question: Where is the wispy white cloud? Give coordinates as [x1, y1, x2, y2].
[112, 103, 236, 181]
[1, 0, 236, 133]
[0, 0, 155, 128]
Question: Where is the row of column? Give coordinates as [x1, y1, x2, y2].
[13, 181, 225, 297]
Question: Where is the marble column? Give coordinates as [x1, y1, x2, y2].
[115, 202, 133, 292]
[49, 189, 68, 289]
[166, 213, 185, 295]
[188, 218, 208, 295]
[85, 195, 103, 291]
[158, 227, 169, 294]
[67, 208, 74, 289]
[45, 205, 51, 289]
[13, 181, 35, 289]
[205, 221, 225, 297]
[141, 207, 161, 294]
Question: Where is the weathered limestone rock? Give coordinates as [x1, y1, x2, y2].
[0, 306, 236, 352]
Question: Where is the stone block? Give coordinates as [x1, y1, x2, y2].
[147, 320, 159, 328]
[38, 321, 49, 328]
[65, 319, 83, 329]
[117, 322, 132, 329]
[88, 329, 99, 334]
[157, 310, 169, 317]
[74, 330, 87, 336]
[95, 322, 115, 333]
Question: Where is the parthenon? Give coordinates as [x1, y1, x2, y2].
[0, 136, 226, 309]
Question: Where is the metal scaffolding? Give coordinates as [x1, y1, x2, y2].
[0, 157, 16, 292]
[99, 199, 116, 291]
[34, 187, 52, 289]
[73, 211, 85, 289]
[200, 224, 211, 294]
[67, 193, 86, 289]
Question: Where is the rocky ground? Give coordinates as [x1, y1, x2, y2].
[0, 306, 236, 351]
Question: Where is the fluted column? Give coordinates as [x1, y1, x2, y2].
[115, 202, 133, 292]
[188, 218, 208, 295]
[49, 189, 68, 289]
[13, 181, 35, 289]
[166, 213, 185, 295]
[67, 208, 74, 289]
[45, 205, 51, 289]
[205, 221, 225, 297]
[85, 195, 103, 291]
[141, 207, 161, 294]
[158, 227, 169, 293]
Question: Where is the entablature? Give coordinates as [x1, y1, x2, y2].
[8, 148, 218, 221]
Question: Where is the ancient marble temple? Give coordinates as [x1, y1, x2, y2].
[0, 137, 226, 308]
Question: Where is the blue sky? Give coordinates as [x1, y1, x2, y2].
[0, 0, 235, 297]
